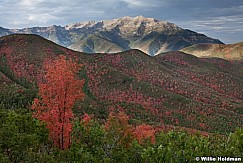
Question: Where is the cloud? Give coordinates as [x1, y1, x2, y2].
[175, 13, 243, 43]
[27, 13, 59, 24]
[0, 0, 111, 28]
[120, 0, 166, 8]
[178, 15, 243, 32]
[20, 0, 40, 6]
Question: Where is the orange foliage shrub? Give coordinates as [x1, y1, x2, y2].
[105, 111, 156, 147]
[133, 124, 156, 144]
[105, 111, 134, 148]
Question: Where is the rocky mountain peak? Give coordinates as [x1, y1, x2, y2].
[64, 16, 180, 33]
[98, 16, 181, 37]
[65, 20, 97, 30]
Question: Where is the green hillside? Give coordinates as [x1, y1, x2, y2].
[181, 42, 243, 61]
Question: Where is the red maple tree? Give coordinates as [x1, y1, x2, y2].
[32, 55, 85, 149]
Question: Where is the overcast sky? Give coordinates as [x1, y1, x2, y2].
[0, 0, 243, 43]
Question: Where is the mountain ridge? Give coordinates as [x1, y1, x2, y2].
[181, 42, 243, 61]
[0, 34, 242, 134]
[0, 16, 223, 55]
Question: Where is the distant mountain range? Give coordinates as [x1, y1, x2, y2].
[181, 42, 243, 60]
[0, 34, 242, 133]
[0, 16, 223, 55]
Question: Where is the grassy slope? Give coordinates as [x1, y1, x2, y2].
[0, 34, 242, 134]
[181, 42, 243, 61]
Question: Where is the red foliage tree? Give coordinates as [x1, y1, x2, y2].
[105, 111, 156, 147]
[133, 124, 156, 144]
[104, 111, 134, 148]
[32, 55, 85, 149]
[82, 113, 92, 125]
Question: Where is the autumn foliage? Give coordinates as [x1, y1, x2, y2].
[81, 113, 92, 125]
[133, 124, 156, 144]
[104, 111, 134, 148]
[32, 55, 85, 149]
[105, 111, 156, 146]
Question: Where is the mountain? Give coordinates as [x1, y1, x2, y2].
[0, 16, 223, 55]
[0, 34, 242, 134]
[181, 42, 243, 61]
[0, 27, 13, 36]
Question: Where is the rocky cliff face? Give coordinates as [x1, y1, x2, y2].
[0, 16, 223, 55]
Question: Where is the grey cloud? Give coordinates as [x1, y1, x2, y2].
[175, 14, 243, 43]
[120, 0, 167, 8]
